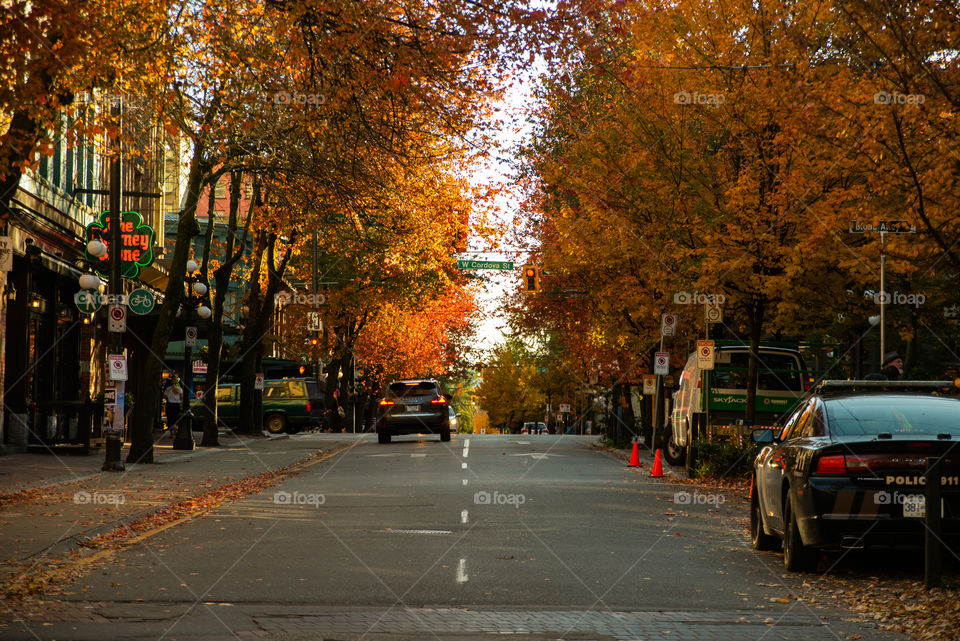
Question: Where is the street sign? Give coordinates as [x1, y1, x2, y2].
[697, 339, 715, 370]
[74, 289, 102, 314]
[128, 288, 156, 315]
[108, 354, 128, 381]
[185, 326, 197, 347]
[661, 313, 677, 337]
[103, 389, 117, 407]
[705, 303, 722, 324]
[254, 373, 265, 390]
[456, 260, 514, 270]
[654, 352, 670, 375]
[108, 305, 126, 332]
[307, 312, 322, 331]
[848, 220, 915, 233]
[643, 375, 656, 395]
[192, 360, 207, 374]
[559, 403, 571, 413]
[0, 237, 13, 272]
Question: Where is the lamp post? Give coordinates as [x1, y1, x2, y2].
[173, 259, 211, 450]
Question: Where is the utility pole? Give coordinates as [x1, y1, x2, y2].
[103, 97, 125, 472]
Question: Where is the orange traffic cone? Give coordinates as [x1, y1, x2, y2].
[628, 440, 640, 467]
[651, 449, 663, 477]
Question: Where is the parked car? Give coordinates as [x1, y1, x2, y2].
[377, 379, 451, 443]
[191, 377, 324, 434]
[521, 422, 548, 434]
[666, 345, 808, 466]
[750, 380, 960, 571]
[448, 407, 459, 433]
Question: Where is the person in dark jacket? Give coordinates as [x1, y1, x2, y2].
[865, 351, 904, 381]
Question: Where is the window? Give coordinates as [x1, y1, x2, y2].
[214, 180, 226, 199]
[389, 381, 437, 397]
[215, 386, 233, 403]
[265, 383, 288, 399]
[288, 380, 307, 398]
[826, 395, 960, 436]
[712, 351, 802, 392]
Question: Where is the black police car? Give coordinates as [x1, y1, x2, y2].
[750, 380, 960, 571]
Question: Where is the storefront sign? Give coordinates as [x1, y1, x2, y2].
[85, 211, 155, 278]
[0, 237, 13, 272]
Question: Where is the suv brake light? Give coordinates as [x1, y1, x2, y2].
[306, 401, 311, 412]
[379, 399, 395, 407]
[430, 397, 447, 405]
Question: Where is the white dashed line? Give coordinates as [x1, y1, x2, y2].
[461, 509, 468, 524]
[462, 479, 468, 486]
[456, 558, 468, 584]
[461, 462, 468, 469]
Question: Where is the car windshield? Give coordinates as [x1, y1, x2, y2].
[825, 394, 960, 436]
[388, 382, 437, 397]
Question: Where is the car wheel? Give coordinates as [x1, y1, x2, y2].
[440, 427, 451, 442]
[783, 493, 818, 572]
[265, 413, 287, 435]
[664, 430, 686, 466]
[378, 430, 391, 444]
[751, 482, 780, 551]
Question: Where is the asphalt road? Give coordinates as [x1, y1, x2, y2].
[0, 433, 906, 641]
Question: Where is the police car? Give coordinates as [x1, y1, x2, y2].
[750, 380, 960, 571]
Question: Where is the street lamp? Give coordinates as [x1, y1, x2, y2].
[172, 260, 211, 450]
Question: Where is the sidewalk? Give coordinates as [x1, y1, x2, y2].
[0, 429, 286, 495]
[0, 432, 354, 592]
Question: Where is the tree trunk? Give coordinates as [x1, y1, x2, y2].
[238, 231, 295, 434]
[127, 145, 207, 463]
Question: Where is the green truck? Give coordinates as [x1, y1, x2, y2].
[666, 345, 809, 465]
[190, 378, 325, 434]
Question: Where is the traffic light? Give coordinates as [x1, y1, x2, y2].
[476, 363, 483, 377]
[310, 337, 319, 347]
[522, 265, 540, 293]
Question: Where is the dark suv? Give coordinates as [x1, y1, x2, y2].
[377, 380, 451, 443]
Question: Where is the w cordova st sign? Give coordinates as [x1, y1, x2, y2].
[85, 210, 155, 279]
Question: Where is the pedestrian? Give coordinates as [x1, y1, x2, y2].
[864, 352, 904, 381]
[881, 352, 904, 380]
[164, 373, 183, 431]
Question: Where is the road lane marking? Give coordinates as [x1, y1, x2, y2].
[518, 441, 530, 445]
[461, 462, 468, 469]
[462, 479, 468, 486]
[456, 558, 468, 583]
[411, 453, 426, 458]
[461, 509, 468, 524]
[384, 529, 453, 535]
[461, 447, 469, 458]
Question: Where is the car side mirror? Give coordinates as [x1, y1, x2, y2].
[751, 428, 775, 444]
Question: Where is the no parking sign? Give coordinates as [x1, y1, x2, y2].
[654, 352, 669, 376]
[697, 339, 715, 370]
[108, 354, 128, 381]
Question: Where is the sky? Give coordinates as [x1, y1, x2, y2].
[465, 64, 544, 356]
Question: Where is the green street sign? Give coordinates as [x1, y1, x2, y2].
[456, 260, 514, 270]
[128, 288, 156, 315]
[74, 289, 102, 314]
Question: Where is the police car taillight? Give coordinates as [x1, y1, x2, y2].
[814, 455, 847, 475]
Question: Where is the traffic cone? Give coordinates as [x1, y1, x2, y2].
[651, 449, 663, 477]
[628, 440, 640, 467]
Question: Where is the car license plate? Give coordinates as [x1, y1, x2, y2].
[903, 495, 925, 518]
[405, 404, 420, 412]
